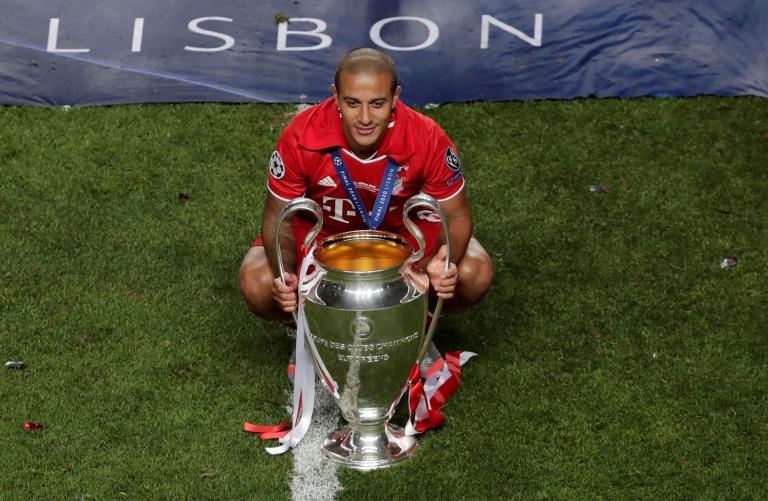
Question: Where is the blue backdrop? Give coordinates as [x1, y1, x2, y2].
[1, 0, 766, 106]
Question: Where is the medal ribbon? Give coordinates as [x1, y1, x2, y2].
[330, 149, 399, 230]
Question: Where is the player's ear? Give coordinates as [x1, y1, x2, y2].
[331, 84, 340, 108]
[392, 85, 401, 107]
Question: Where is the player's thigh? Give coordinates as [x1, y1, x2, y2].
[239, 246, 275, 303]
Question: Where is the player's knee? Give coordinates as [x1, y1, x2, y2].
[238, 250, 276, 317]
[473, 254, 494, 299]
[239, 266, 271, 311]
[458, 251, 493, 304]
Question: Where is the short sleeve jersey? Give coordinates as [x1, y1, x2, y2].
[266, 97, 465, 250]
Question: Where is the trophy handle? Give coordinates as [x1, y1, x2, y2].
[402, 193, 451, 364]
[275, 199, 340, 398]
[274, 197, 323, 309]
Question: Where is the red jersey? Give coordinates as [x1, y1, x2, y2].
[266, 97, 465, 257]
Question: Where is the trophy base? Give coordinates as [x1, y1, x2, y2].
[322, 423, 418, 471]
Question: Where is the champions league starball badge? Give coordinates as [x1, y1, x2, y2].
[444, 147, 464, 187]
[269, 151, 285, 179]
[445, 146, 462, 171]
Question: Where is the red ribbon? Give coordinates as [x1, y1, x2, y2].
[406, 350, 468, 434]
[244, 389, 306, 441]
[406, 364, 445, 433]
[246, 350, 472, 443]
[244, 419, 291, 441]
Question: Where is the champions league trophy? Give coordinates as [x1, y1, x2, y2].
[275, 193, 450, 470]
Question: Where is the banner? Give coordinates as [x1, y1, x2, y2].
[1, 0, 766, 106]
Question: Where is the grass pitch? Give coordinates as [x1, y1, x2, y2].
[1, 96, 767, 499]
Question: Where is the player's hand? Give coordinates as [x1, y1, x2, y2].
[272, 273, 298, 313]
[426, 244, 458, 300]
[404, 263, 430, 294]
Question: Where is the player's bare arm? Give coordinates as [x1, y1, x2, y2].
[261, 192, 293, 274]
[423, 190, 473, 299]
[440, 189, 473, 264]
[261, 192, 300, 312]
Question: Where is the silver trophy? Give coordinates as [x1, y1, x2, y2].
[275, 193, 450, 470]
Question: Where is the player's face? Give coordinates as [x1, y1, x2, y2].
[332, 71, 400, 158]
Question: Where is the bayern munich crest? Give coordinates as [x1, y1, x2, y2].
[269, 151, 285, 179]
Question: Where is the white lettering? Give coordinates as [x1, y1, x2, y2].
[131, 18, 144, 53]
[185, 17, 235, 52]
[370, 16, 439, 51]
[43, 14, 548, 57]
[481, 14, 543, 48]
[322, 196, 356, 224]
[276, 18, 332, 51]
[47, 18, 90, 53]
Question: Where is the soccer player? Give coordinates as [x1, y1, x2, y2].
[239, 48, 493, 322]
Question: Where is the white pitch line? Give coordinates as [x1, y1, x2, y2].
[290, 380, 341, 501]
[288, 101, 340, 501]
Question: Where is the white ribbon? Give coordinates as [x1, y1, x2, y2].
[266, 247, 321, 455]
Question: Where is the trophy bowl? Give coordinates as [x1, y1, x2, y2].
[275, 194, 450, 470]
[306, 230, 426, 469]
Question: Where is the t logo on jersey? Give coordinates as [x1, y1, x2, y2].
[445, 147, 462, 172]
[322, 196, 357, 224]
[269, 151, 285, 179]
